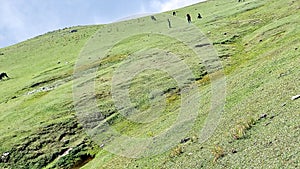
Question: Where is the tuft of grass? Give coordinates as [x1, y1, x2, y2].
[230, 117, 256, 140]
[170, 145, 185, 158]
[211, 145, 225, 163]
[190, 134, 199, 143]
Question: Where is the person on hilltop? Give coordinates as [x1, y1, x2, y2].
[151, 15, 157, 21]
[197, 13, 202, 19]
[186, 14, 192, 23]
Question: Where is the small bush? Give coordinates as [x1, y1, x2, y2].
[190, 135, 199, 143]
[211, 145, 225, 162]
[230, 117, 256, 140]
[170, 145, 184, 157]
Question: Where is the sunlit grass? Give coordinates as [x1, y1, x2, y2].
[0, 0, 299, 168]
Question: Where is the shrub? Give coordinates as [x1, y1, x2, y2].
[211, 145, 225, 162]
[170, 145, 184, 157]
[230, 117, 256, 140]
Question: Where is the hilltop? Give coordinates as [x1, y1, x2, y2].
[0, 0, 299, 168]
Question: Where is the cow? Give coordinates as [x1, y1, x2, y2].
[0, 72, 9, 80]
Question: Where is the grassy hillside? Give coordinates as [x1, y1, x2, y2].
[0, 0, 299, 168]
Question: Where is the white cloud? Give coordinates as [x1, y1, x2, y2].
[150, 0, 206, 12]
[0, 1, 64, 47]
[0, 1, 24, 29]
[0, 1, 26, 46]
[0, 0, 208, 48]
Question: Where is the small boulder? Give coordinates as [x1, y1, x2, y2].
[69, 29, 78, 33]
[231, 149, 237, 154]
[291, 95, 300, 100]
[180, 137, 191, 144]
[259, 114, 267, 120]
[1, 152, 10, 163]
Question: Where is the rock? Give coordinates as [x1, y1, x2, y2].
[269, 115, 275, 119]
[270, 115, 276, 119]
[231, 149, 237, 154]
[259, 114, 267, 120]
[1, 152, 10, 163]
[180, 137, 191, 144]
[279, 73, 286, 78]
[291, 95, 300, 100]
[3, 152, 9, 156]
[61, 148, 73, 157]
[62, 139, 70, 144]
[281, 103, 287, 107]
[69, 29, 77, 33]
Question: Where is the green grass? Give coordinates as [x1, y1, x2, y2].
[1, 0, 300, 168]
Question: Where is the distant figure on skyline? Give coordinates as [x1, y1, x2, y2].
[168, 19, 172, 28]
[186, 14, 192, 23]
[151, 16, 157, 21]
[197, 13, 202, 19]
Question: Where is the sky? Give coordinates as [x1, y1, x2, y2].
[0, 0, 205, 48]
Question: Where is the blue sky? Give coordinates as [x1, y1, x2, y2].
[0, 0, 205, 48]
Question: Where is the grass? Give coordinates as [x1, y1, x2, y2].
[230, 116, 256, 140]
[211, 145, 225, 162]
[169, 145, 185, 158]
[1, 0, 300, 168]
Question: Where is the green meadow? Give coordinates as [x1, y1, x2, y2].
[0, 0, 299, 168]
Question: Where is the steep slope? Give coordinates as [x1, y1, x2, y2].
[0, 0, 299, 168]
[0, 25, 102, 168]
